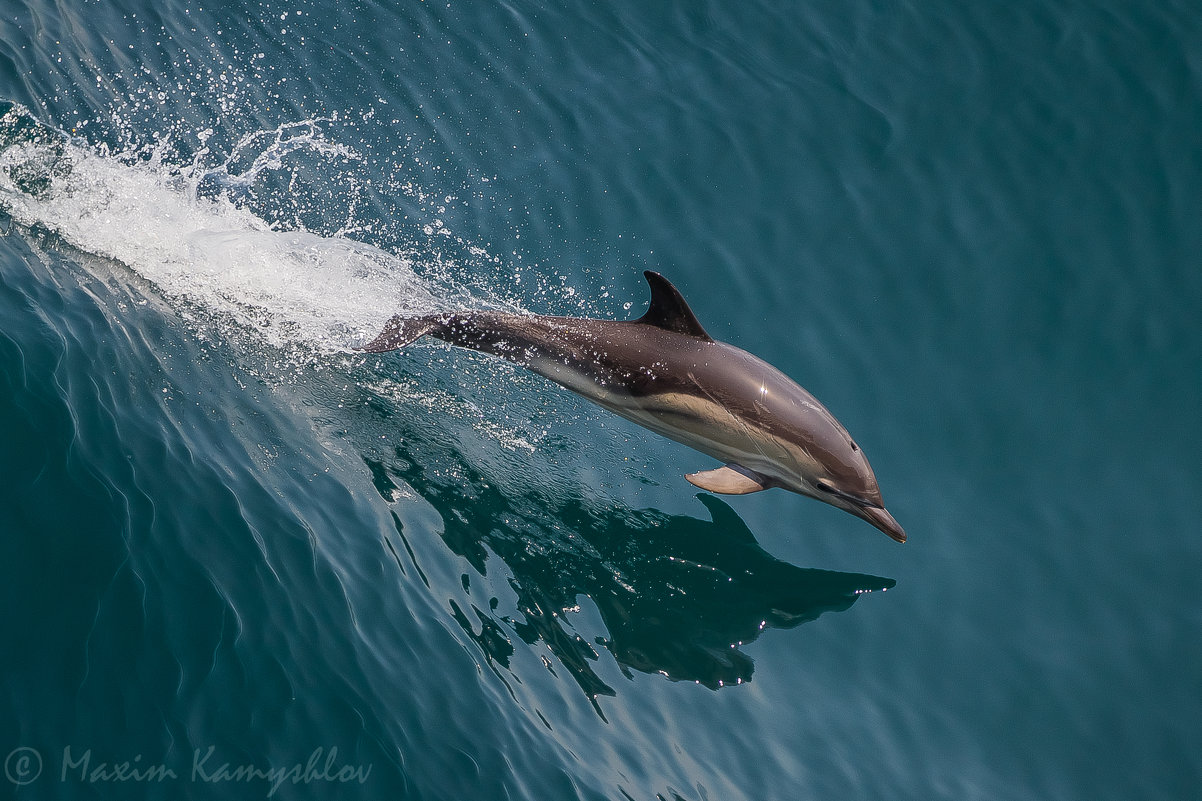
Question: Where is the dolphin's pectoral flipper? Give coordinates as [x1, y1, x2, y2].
[685, 464, 769, 494]
[360, 316, 440, 353]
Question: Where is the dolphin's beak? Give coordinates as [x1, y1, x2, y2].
[857, 505, 907, 543]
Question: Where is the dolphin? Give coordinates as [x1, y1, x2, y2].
[362, 271, 905, 542]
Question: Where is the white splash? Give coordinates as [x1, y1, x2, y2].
[0, 103, 440, 352]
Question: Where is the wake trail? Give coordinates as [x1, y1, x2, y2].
[0, 101, 448, 353]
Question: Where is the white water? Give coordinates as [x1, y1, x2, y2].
[0, 104, 445, 352]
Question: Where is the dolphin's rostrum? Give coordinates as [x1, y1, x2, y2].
[363, 271, 906, 542]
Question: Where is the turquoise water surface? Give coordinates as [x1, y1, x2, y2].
[2, 2, 1200, 799]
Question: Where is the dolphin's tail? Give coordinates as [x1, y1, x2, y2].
[359, 315, 441, 352]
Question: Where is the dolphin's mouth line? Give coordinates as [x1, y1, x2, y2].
[815, 480, 879, 509]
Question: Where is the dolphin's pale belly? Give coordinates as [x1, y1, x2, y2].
[526, 354, 817, 487]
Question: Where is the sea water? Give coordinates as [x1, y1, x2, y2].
[1, 2, 1199, 799]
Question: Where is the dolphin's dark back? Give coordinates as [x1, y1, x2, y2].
[365, 308, 706, 397]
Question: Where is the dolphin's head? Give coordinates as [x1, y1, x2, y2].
[769, 407, 907, 544]
[705, 349, 907, 543]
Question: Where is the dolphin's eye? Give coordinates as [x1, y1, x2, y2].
[850, 440, 859, 452]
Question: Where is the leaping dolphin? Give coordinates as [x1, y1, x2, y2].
[362, 271, 906, 542]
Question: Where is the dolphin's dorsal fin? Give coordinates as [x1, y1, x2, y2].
[685, 465, 769, 494]
[634, 271, 713, 340]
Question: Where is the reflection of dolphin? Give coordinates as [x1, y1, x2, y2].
[363, 271, 905, 542]
[368, 446, 896, 697]
[581, 495, 896, 690]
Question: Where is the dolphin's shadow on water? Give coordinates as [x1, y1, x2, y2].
[363, 427, 896, 704]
